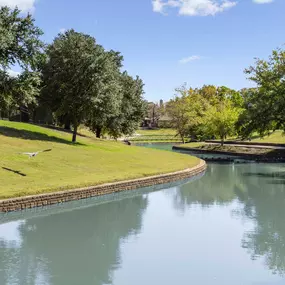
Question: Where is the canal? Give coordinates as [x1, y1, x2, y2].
[1, 144, 285, 284]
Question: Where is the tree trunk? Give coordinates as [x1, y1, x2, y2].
[96, 127, 102, 138]
[64, 118, 71, 130]
[32, 109, 36, 123]
[72, 124, 78, 143]
[221, 135, 224, 146]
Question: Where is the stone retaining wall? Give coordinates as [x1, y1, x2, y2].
[0, 160, 206, 212]
[205, 140, 285, 147]
[172, 146, 285, 163]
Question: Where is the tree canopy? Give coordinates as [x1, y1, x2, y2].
[167, 85, 243, 143]
[241, 48, 285, 137]
[41, 29, 145, 142]
[0, 6, 44, 70]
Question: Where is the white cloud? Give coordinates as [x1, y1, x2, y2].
[7, 69, 20, 77]
[153, 0, 165, 12]
[152, 0, 237, 16]
[0, 0, 37, 12]
[59, 28, 66, 33]
[253, 0, 274, 3]
[179, 55, 201, 64]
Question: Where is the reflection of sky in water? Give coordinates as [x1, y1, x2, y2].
[0, 221, 25, 248]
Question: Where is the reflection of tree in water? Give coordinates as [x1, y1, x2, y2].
[0, 195, 148, 285]
[172, 162, 285, 276]
[171, 163, 241, 211]
[236, 167, 285, 276]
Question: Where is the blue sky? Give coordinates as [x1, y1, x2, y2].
[2, 0, 285, 101]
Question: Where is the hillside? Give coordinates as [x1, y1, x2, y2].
[0, 121, 199, 199]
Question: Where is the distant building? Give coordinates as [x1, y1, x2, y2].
[142, 99, 171, 128]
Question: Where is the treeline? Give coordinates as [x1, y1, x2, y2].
[0, 7, 146, 142]
[167, 48, 285, 144]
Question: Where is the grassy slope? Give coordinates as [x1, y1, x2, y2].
[0, 121, 200, 199]
[209, 131, 285, 145]
[130, 128, 182, 142]
[136, 129, 177, 136]
[250, 130, 285, 144]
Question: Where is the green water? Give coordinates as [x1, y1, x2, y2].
[1, 146, 285, 284]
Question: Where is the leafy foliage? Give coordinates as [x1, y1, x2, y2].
[168, 85, 243, 143]
[41, 30, 102, 142]
[242, 48, 285, 137]
[0, 6, 44, 70]
[106, 73, 145, 139]
[41, 30, 145, 142]
[204, 99, 241, 145]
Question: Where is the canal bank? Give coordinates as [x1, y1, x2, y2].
[173, 144, 285, 163]
[0, 159, 206, 212]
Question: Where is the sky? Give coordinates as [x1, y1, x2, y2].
[1, 0, 285, 102]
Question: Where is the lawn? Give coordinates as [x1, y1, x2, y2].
[250, 130, 285, 144]
[0, 121, 200, 199]
[129, 128, 183, 142]
[210, 131, 285, 145]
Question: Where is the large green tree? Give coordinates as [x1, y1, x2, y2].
[42, 30, 113, 142]
[243, 48, 285, 136]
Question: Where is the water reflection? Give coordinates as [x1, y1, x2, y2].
[171, 163, 285, 276]
[0, 195, 147, 285]
[238, 169, 285, 276]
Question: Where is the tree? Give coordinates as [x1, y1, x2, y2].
[167, 86, 206, 143]
[0, 70, 41, 120]
[198, 85, 218, 104]
[106, 73, 145, 139]
[85, 48, 124, 138]
[0, 6, 44, 118]
[217, 86, 244, 108]
[42, 30, 107, 142]
[0, 70, 14, 117]
[243, 48, 285, 136]
[205, 99, 241, 145]
[0, 6, 44, 70]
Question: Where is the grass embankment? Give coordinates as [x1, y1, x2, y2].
[247, 130, 285, 144]
[208, 130, 285, 145]
[0, 121, 200, 199]
[129, 128, 184, 143]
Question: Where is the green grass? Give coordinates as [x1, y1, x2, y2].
[250, 130, 285, 144]
[181, 142, 206, 148]
[220, 130, 285, 144]
[0, 121, 200, 199]
[129, 128, 183, 142]
[136, 128, 177, 136]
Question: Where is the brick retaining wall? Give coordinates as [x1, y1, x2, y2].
[0, 160, 206, 212]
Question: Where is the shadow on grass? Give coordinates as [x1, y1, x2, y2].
[2, 167, 27, 177]
[0, 126, 85, 146]
[33, 123, 90, 138]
